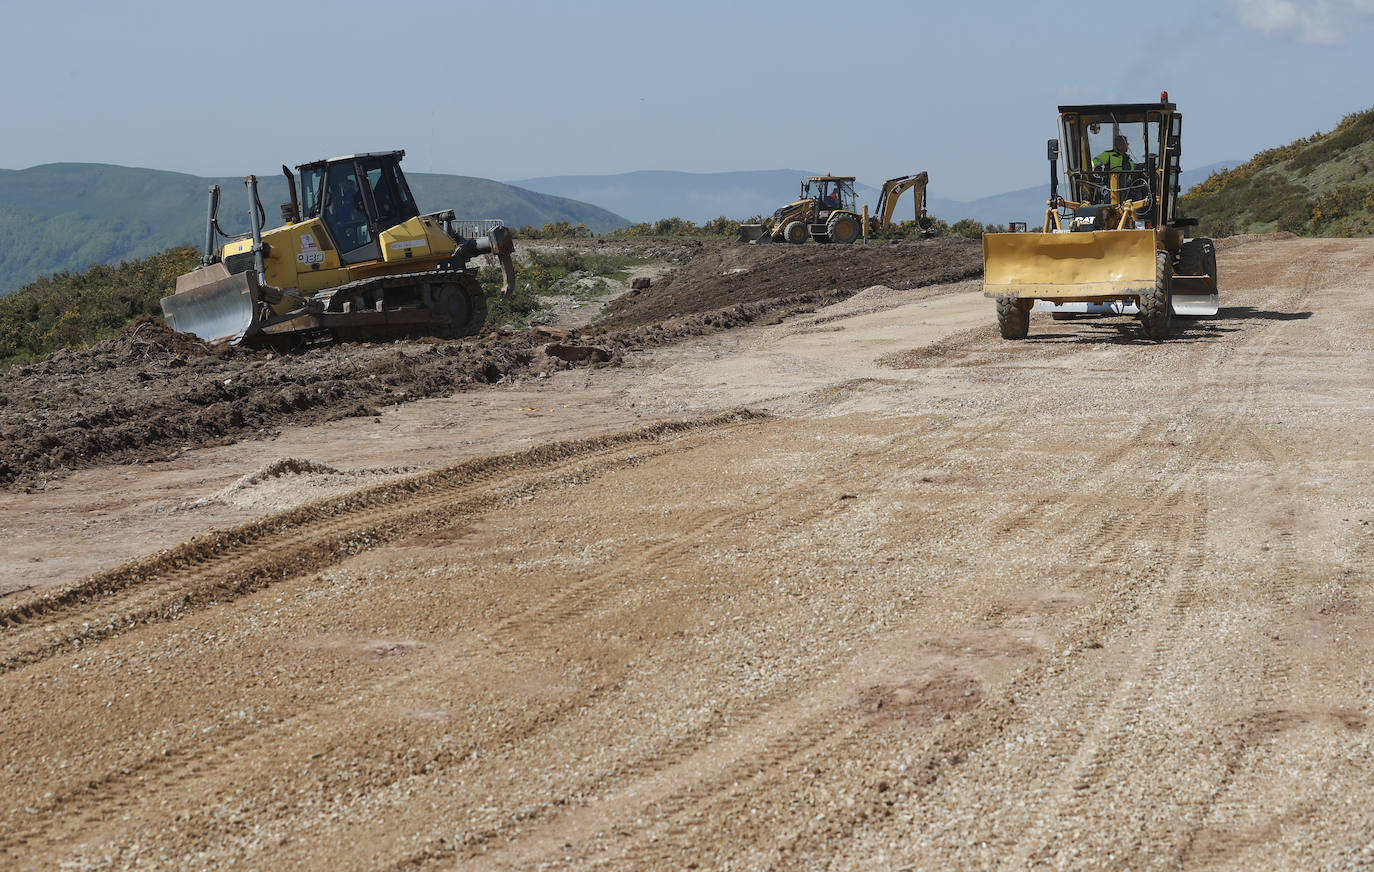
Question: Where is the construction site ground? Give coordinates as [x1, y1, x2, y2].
[1, 234, 1371, 870]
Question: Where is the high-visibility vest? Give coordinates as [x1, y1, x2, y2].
[1094, 149, 1133, 171]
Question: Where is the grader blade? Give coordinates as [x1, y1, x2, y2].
[983, 229, 1158, 301]
[1170, 293, 1219, 316]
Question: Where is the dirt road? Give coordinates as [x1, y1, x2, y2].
[2, 236, 1372, 869]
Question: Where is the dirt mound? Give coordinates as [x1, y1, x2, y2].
[114, 316, 219, 357]
[0, 238, 982, 488]
[600, 237, 983, 327]
[0, 337, 539, 488]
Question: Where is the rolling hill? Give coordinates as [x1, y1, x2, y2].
[1181, 107, 1374, 237]
[926, 162, 1241, 228]
[0, 163, 630, 295]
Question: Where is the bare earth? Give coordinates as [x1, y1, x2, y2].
[2, 235, 1372, 869]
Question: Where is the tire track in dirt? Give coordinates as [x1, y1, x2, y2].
[606, 243, 1327, 868]
[379, 419, 1015, 869]
[462, 318, 1235, 868]
[0, 414, 778, 863]
[1160, 247, 1365, 866]
[4, 410, 976, 870]
[0, 412, 766, 674]
[991, 242, 1317, 867]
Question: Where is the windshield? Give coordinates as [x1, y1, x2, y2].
[300, 166, 325, 219]
[1061, 110, 1167, 207]
[803, 178, 853, 209]
[360, 156, 419, 229]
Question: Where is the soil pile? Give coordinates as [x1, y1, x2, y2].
[600, 237, 982, 326]
[0, 238, 982, 488]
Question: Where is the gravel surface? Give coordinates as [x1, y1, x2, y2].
[1, 235, 1371, 870]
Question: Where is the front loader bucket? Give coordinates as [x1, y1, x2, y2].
[737, 224, 772, 244]
[982, 229, 1158, 302]
[160, 263, 265, 345]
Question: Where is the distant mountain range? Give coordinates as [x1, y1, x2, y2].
[927, 161, 1242, 227]
[2, 159, 1245, 297]
[0, 163, 630, 295]
[507, 170, 861, 226]
[510, 163, 1242, 228]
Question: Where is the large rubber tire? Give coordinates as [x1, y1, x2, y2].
[1139, 251, 1173, 340]
[783, 221, 808, 245]
[1175, 237, 1217, 292]
[996, 296, 1029, 340]
[827, 214, 860, 245]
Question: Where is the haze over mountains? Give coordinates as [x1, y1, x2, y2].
[1, 159, 1240, 296]
[0, 164, 629, 295]
[509, 162, 1242, 227]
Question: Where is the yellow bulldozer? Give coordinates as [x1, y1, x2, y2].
[737, 172, 930, 244]
[982, 94, 1218, 340]
[162, 150, 516, 347]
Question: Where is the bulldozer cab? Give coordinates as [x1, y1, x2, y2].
[1056, 103, 1183, 229]
[802, 176, 856, 216]
[298, 151, 422, 265]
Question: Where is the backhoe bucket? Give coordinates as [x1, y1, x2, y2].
[737, 224, 772, 244]
[982, 229, 1158, 302]
[160, 263, 265, 345]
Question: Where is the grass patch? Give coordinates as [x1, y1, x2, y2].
[482, 249, 649, 328]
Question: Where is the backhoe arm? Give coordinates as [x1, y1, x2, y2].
[873, 172, 929, 230]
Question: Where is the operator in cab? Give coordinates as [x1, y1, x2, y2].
[1094, 134, 1135, 171]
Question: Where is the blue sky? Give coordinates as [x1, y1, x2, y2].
[3, 0, 1371, 200]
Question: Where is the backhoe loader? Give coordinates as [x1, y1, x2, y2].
[737, 172, 929, 244]
[982, 95, 1217, 340]
[162, 150, 516, 347]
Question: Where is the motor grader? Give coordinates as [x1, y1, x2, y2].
[982, 94, 1218, 340]
[737, 172, 929, 245]
[162, 150, 515, 347]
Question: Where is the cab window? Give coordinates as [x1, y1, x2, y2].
[361, 157, 419, 230]
[300, 166, 325, 219]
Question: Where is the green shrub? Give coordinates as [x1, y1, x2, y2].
[0, 245, 201, 364]
[948, 218, 1004, 239]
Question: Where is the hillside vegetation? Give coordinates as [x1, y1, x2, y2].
[1183, 107, 1374, 237]
[0, 243, 648, 364]
[0, 246, 201, 363]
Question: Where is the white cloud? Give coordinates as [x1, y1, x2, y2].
[1226, 0, 1374, 43]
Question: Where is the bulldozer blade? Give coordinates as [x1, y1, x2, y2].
[160, 263, 265, 345]
[737, 224, 772, 244]
[983, 229, 1158, 301]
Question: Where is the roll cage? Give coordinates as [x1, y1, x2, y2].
[802, 176, 857, 212]
[1053, 102, 1184, 230]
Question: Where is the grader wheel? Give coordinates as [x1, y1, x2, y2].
[1176, 237, 1217, 290]
[1139, 251, 1173, 340]
[996, 296, 1030, 340]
